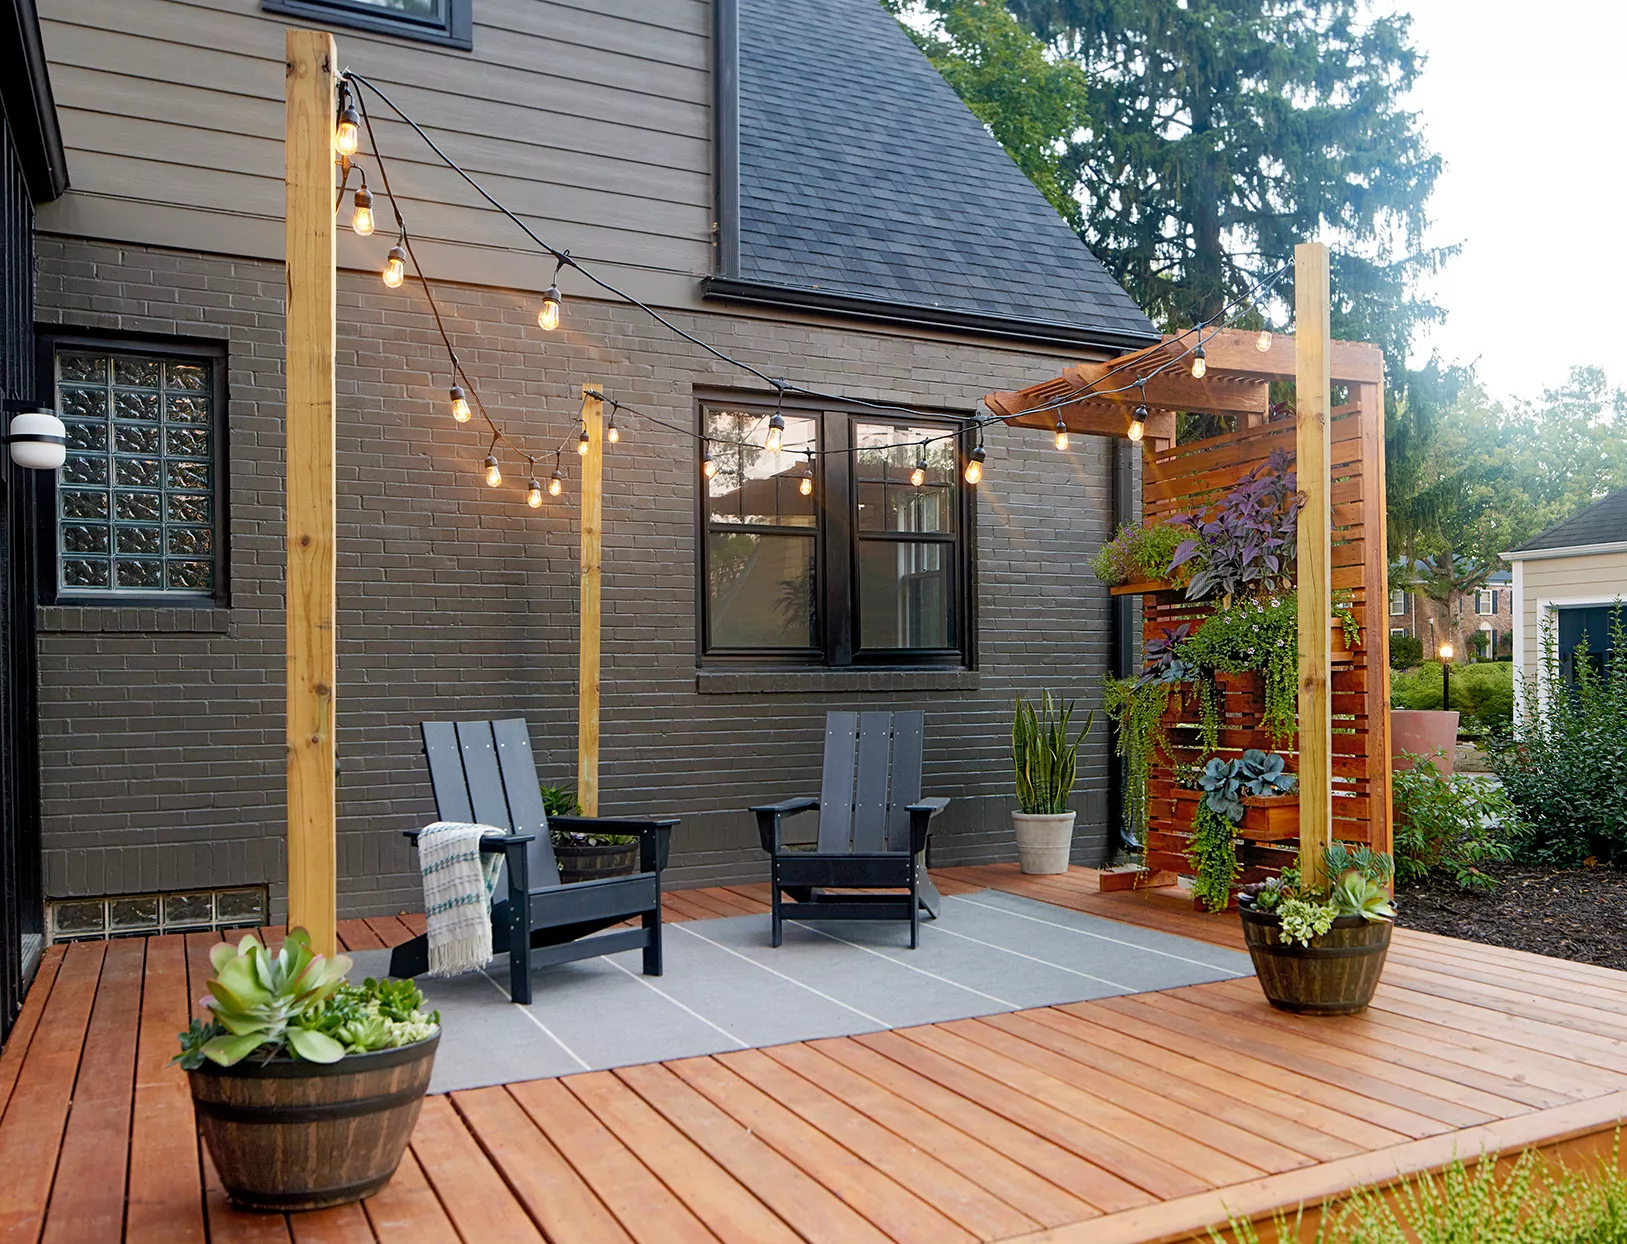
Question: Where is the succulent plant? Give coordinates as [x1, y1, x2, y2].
[1330, 870, 1397, 923]
[1196, 749, 1298, 823]
[194, 929, 353, 1066]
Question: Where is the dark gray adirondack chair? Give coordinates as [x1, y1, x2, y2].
[388, 718, 677, 1004]
[751, 710, 947, 948]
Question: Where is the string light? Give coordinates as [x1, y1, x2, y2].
[576, 425, 590, 456]
[799, 451, 814, 497]
[1191, 340, 1207, 379]
[382, 242, 407, 289]
[335, 101, 361, 158]
[549, 452, 564, 496]
[701, 445, 717, 479]
[351, 185, 375, 237]
[606, 411, 620, 444]
[1256, 329, 1273, 352]
[538, 259, 564, 331]
[910, 443, 928, 488]
[1129, 404, 1147, 443]
[527, 476, 544, 508]
[964, 437, 986, 485]
[449, 385, 471, 423]
[765, 410, 786, 455]
[1054, 418, 1069, 452]
[484, 449, 502, 488]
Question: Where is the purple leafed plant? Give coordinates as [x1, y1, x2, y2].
[1168, 450, 1305, 603]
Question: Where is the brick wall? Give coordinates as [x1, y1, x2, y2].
[34, 238, 1120, 918]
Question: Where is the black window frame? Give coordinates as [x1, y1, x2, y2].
[261, 0, 473, 50]
[36, 332, 230, 609]
[697, 394, 976, 669]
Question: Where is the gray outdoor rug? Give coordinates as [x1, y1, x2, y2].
[346, 887, 1253, 1094]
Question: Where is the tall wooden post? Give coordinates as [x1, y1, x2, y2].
[285, 29, 338, 954]
[577, 385, 603, 817]
[1295, 241, 1333, 892]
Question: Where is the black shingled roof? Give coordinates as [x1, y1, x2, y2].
[710, 0, 1157, 350]
[1512, 488, 1627, 553]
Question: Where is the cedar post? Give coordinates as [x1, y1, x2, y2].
[284, 29, 338, 955]
[1295, 241, 1333, 892]
[577, 384, 603, 817]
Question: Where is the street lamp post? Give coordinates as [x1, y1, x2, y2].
[1439, 640, 1454, 709]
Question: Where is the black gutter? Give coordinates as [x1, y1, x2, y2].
[0, 0, 66, 202]
[704, 275, 1160, 353]
[712, 0, 740, 280]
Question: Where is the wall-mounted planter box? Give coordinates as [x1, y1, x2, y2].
[1173, 789, 1300, 842]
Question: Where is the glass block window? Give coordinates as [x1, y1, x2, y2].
[55, 347, 220, 597]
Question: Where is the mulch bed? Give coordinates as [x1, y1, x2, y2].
[1398, 862, 1627, 971]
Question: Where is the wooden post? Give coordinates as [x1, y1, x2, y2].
[577, 384, 603, 817]
[1295, 241, 1333, 892]
[285, 28, 338, 955]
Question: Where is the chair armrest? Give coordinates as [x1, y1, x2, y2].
[400, 828, 535, 851]
[749, 797, 818, 854]
[906, 797, 950, 856]
[548, 816, 679, 874]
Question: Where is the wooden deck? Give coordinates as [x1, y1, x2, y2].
[3, 865, 1626, 1244]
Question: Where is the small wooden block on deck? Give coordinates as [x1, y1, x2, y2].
[1097, 867, 1179, 893]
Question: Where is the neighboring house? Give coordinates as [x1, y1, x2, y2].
[3, 0, 1158, 946]
[1387, 568, 1513, 662]
[1504, 488, 1627, 689]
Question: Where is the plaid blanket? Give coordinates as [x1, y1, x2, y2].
[418, 821, 506, 977]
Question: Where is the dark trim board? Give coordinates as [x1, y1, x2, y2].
[0, 0, 66, 202]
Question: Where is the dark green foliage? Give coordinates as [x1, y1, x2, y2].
[1488, 610, 1627, 866]
[1090, 521, 1185, 588]
[1392, 755, 1516, 891]
[1188, 801, 1238, 913]
[1196, 749, 1296, 823]
[1389, 634, 1423, 667]
[539, 784, 582, 817]
[1390, 661, 1513, 733]
[1013, 693, 1092, 814]
[1104, 677, 1171, 844]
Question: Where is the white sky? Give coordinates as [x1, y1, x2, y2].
[1398, 0, 1626, 402]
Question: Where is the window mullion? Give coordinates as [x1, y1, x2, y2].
[823, 413, 853, 666]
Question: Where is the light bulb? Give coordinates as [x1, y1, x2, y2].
[910, 456, 927, 488]
[449, 385, 470, 423]
[1256, 329, 1273, 352]
[1191, 343, 1207, 379]
[537, 284, 562, 331]
[1128, 403, 1147, 443]
[527, 478, 544, 508]
[799, 473, 813, 497]
[701, 450, 717, 479]
[351, 187, 375, 237]
[335, 106, 361, 158]
[577, 427, 590, 456]
[382, 244, 406, 289]
[765, 412, 785, 454]
[549, 469, 563, 496]
[606, 416, 620, 445]
[484, 455, 501, 487]
[1054, 419, 1069, 451]
[964, 445, 985, 485]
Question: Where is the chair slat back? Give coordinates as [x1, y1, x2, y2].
[816, 710, 926, 853]
[420, 718, 560, 886]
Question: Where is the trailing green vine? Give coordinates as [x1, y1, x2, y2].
[1188, 801, 1240, 912]
[1103, 676, 1172, 844]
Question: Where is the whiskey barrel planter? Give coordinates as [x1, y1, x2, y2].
[1239, 906, 1391, 1015]
[554, 838, 638, 884]
[187, 1033, 438, 1211]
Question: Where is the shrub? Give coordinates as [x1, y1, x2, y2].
[1389, 634, 1422, 667]
[1090, 521, 1185, 587]
[1389, 660, 1513, 733]
[1488, 608, 1627, 865]
[1392, 754, 1516, 889]
[1217, 1145, 1627, 1243]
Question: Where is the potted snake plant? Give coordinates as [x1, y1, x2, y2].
[174, 929, 439, 1211]
[1011, 693, 1093, 874]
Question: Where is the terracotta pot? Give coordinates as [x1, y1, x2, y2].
[1012, 811, 1076, 874]
[1390, 709, 1460, 773]
[1240, 907, 1391, 1015]
[554, 839, 638, 885]
[188, 1034, 438, 1211]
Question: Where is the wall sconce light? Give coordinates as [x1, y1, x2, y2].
[6, 406, 66, 470]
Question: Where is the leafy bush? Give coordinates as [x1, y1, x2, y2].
[1392, 754, 1516, 889]
[1389, 633, 1422, 667]
[1488, 609, 1627, 866]
[1390, 660, 1513, 732]
[1216, 1145, 1627, 1243]
[540, 783, 582, 816]
[1090, 521, 1185, 587]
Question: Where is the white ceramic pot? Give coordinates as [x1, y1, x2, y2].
[1012, 811, 1076, 874]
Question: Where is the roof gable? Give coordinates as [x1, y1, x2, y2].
[1512, 488, 1627, 555]
[715, 0, 1155, 349]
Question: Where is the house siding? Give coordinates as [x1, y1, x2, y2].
[33, 237, 1120, 919]
[1513, 550, 1627, 688]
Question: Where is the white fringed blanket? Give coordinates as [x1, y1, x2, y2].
[418, 820, 506, 977]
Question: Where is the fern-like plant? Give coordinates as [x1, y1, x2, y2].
[1012, 693, 1092, 815]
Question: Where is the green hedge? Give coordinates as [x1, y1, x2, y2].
[1390, 660, 1513, 732]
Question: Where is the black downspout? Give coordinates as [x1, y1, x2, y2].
[1102, 438, 1138, 866]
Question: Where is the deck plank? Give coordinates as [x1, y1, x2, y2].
[0, 944, 64, 1122]
[42, 937, 145, 1244]
[359, 1149, 458, 1244]
[334, 920, 385, 952]
[0, 939, 106, 1241]
[202, 1148, 292, 1244]
[410, 1095, 542, 1242]
[286, 1201, 375, 1243]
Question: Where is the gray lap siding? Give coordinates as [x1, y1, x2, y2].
[33, 237, 1116, 919]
